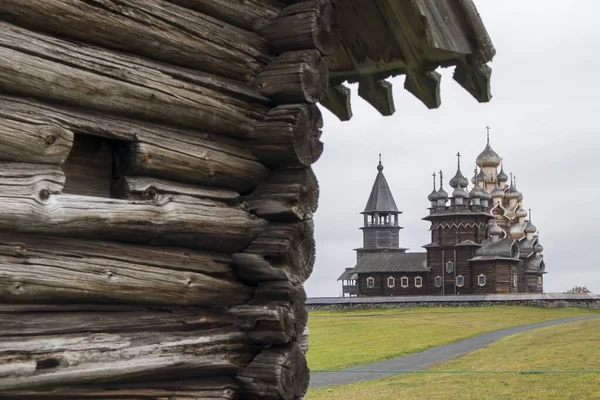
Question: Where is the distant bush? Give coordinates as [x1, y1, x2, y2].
[566, 286, 591, 294]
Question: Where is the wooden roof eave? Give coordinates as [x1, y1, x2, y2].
[322, 0, 495, 121]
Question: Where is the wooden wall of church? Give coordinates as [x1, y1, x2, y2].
[0, 0, 340, 398]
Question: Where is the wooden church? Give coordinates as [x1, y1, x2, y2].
[339, 136, 546, 297]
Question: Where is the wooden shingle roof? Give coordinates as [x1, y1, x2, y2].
[324, 0, 495, 120]
[352, 251, 428, 273]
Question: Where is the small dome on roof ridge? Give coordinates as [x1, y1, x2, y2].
[452, 187, 469, 199]
[497, 167, 509, 183]
[516, 208, 528, 218]
[534, 243, 544, 253]
[480, 187, 492, 200]
[524, 220, 537, 234]
[491, 184, 505, 198]
[489, 222, 503, 237]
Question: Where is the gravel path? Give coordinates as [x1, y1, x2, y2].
[309, 315, 600, 388]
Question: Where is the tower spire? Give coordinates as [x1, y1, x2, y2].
[439, 170, 444, 188]
[486, 125, 490, 145]
[456, 151, 461, 170]
[529, 208, 532, 223]
[432, 172, 437, 191]
[377, 153, 383, 172]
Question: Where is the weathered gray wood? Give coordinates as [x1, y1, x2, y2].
[0, 180, 266, 252]
[0, 23, 269, 137]
[404, 70, 442, 109]
[250, 280, 308, 340]
[320, 82, 353, 121]
[256, 50, 328, 104]
[123, 138, 269, 194]
[115, 176, 240, 205]
[166, 0, 284, 32]
[299, 326, 310, 354]
[0, 329, 254, 393]
[229, 305, 295, 345]
[247, 105, 323, 168]
[3, 378, 239, 399]
[236, 343, 309, 400]
[0, 233, 252, 306]
[0, 108, 73, 165]
[234, 220, 315, 283]
[0, 95, 269, 193]
[0, 163, 65, 199]
[245, 167, 319, 222]
[262, 0, 340, 56]
[0, 0, 271, 83]
[453, 59, 492, 102]
[357, 76, 395, 116]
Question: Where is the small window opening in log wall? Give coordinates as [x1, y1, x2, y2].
[62, 134, 128, 198]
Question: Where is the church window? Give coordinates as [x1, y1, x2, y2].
[401, 276, 409, 288]
[456, 275, 465, 287]
[415, 276, 423, 288]
[367, 276, 375, 288]
[434, 276, 442, 288]
[445, 260, 454, 274]
[513, 274, 518, 287]
[387, 276, 395, 288]
[478, 274, 486, 286]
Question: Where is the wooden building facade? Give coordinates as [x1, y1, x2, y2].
[341, 143, 547, 298]
[0, 0, 495, 398]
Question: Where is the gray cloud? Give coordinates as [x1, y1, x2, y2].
[305, 0, 600, 297]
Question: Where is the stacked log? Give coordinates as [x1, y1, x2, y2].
[0, 0, 340, 398]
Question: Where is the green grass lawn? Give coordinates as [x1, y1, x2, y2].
[307, 318, 600, 400]
[307, 306, 600, 371]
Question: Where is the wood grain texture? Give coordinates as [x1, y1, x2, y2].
[256, 50, 328, 104]
[245, 167, 319, 222]
[0, 181, 266, 253]
[236, 343, 309, 400]
[0, 233, 252, 306]
[247, 104, 323, 168]
[0, 108, 73, 165]
[262, 0, 340, 55]
[0, 163, 65, 199]
[166, 0, 284, 32]
[0, 23, 269, 137]
[0, 0, 271, 83]
[115, 176, 240, 205]
[0, 329, 254, 393]
[2, 378, 238, 399]
[0, 95, 270, 193]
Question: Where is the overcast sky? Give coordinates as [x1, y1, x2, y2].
[306, 0, 600, 297]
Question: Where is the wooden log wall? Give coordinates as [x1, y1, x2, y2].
[0, 0, 339, 399]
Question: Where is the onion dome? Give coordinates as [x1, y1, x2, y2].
[452, 187, 469, 199]
[490, 184, 504, 199]
[524, 220, 537, 234]
[437, 170, 448, 201]
[449, 152, 469, 189]
[497, 165, 509, 183]
[505, 186, 520, 200]
[469, 185, 482, 199]
[488, 222, 502, 237]
[534, 243, 544, 253]
[428, 172, 438, 202]
[476, 132, 501, 168]
[480, 187, 492, 201]
[516, 208, 528, 219]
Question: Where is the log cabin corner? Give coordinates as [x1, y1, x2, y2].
[0, 0, 494, 399]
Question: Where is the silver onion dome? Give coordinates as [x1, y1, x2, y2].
[516, 208, 528, 219]
[524, 220, 537, 234]
[449, 170, 469, 189]
[480, 187, 492, 201]
[428, 189, 438, 202]
[491, 184, 505, 198]
[437, 187, 448, 201]
[452, 187, 469, 199]
[476, 143, 501, 168]
[488, 222, 503, 237]
[497, 167, 509, 183]
[505, 186, 521, 200]
[534, 243, 544, 253]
